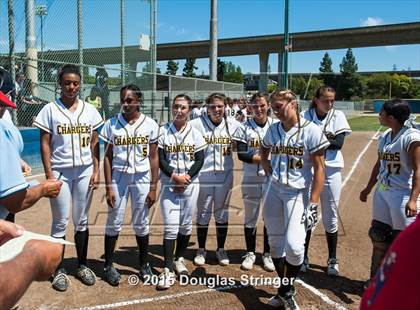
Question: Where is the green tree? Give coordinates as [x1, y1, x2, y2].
[217, 59, 225, 81]
[390, 74, 412, 98]
[319, 52, 335, 88]
[290, 76, 324, 100]
[166, 60, 179, 75]
[410, 79, 420, 98]
[337, 48, 362, 99]
[182, 58, 198, 77]
[319, 52, 333, 73]
[223, 61, 244, 83]
[364, 73, 392, 98]
[339, 48, 358, 74]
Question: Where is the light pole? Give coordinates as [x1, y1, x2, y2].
[282, 0, 289, 89]
[35, 4, 47, 82]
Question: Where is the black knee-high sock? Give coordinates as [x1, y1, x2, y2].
[135, 234, 149, 267]
[75, 229, 89, 266]
[163, 239, 176, 271]
[278, 260, 301, 296]
[304, 230, 312, 260]
[216, 222, 228, 250]
[197, 224, 209, 249]
[244, 226, 256, 253]
[263, 226, 270, 254]
[104, 234, 119, 267]
[175, 233, 191, 259]
[5, 213, 15, 223]
[272, 257, 285, 279]
[326, 231, 338, 259]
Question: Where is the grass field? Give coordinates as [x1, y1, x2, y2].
[348, 116, 383, 131]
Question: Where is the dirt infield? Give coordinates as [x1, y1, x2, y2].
[15, 131, 379, 310]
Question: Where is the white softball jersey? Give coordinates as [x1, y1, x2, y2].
[158, 122, 207, 176]
[191, 107, 204, 120]
[189, 114, 242, 172]
[233, 116, 279, 177]
[377, 127, 420, 189]
[225, 104, 240, 119]
[301, 108, 351, 168]
[262, 119, 330, 189]
[33, 99, 104, 169]
[99, 113, 159, 174]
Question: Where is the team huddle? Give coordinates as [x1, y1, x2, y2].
[28, 64, 419, 310]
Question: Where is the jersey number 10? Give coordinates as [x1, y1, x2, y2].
[81, 136, 90, 147]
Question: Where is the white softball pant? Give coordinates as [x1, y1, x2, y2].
[160, 178, 199, 239]
[196, 170, 233, 225]
[105, 169, 150, 236]
[241, 175, 266, 228]
[320, 166, 342, 233]
[263, 179, 306, 266]
[372, 185, 419, 231]
[50, 165, 93, 238]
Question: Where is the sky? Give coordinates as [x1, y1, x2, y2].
[0, 0, 419, 75]
[155, 0, 420, 74]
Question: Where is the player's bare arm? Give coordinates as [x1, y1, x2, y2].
[89, 130, 100, 190]
[0, 239, 62, 310]
[103, 142, 115, 208]
[40, 130, 53, 179]
[0, 181, 62, 214]
[360, 158, 380, 202]
[146, 143, 159, 207]
[406, 141, 420, 217]
[260, 145, 272, 176]
[309, 150, 326, 203]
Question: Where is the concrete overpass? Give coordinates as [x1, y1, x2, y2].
[5, 22, 420, 91]
[243, 70, 420, 90]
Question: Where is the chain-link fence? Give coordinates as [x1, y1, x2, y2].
[0, 0, 244, 128]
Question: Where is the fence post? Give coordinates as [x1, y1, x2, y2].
[8, 0, 17, 124]
[167, 77, 171, 123]
[121, 0, 125, 86]
[77, 0, 83, 98]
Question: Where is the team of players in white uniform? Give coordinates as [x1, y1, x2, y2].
[32, 65, 419, 310]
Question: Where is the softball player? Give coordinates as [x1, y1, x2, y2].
[360, 98, 420, 284]
[33, 64, 103, 292]
[225, 97, 240, 119]
[191, 100, 204, 120]
[261, 90, 328, 309]
[157, 94, 206, 289]
[99, 84, 159, 286]
[190, 92, 242, 266]
[233, 92, 277, 272]
[300, 86, 351, 276]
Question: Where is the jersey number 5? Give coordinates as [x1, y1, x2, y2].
[142, 146, 148, 157]
[222, 145, 231, 156]
[387, 163, 401, 175]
